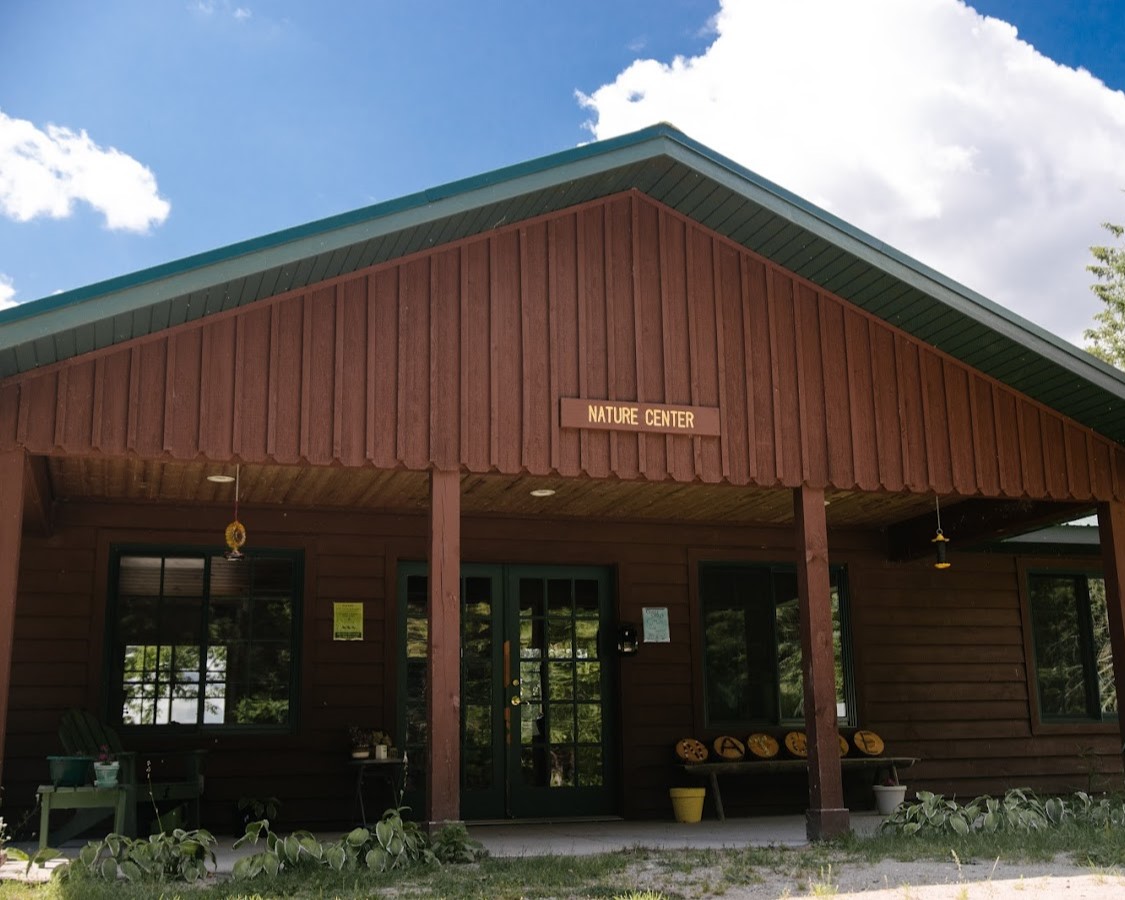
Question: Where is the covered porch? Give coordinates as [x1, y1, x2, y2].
[2, 125, 1125, 845]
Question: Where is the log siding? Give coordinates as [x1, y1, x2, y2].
[4, 503, 1121, 827]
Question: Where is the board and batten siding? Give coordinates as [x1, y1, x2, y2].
[1, 192, 1122, 504]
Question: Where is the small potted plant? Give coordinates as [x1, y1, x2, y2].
[371, 730, 393, 760]
[872, 774, 907, 814]
[93, 744, 120, 787]
[349, 725, 372, 759]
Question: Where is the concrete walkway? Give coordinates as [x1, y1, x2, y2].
[1, 813, 886, 881]
[468, 812, 882, 857]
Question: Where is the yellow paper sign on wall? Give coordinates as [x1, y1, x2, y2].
[333, 602, 364, 641]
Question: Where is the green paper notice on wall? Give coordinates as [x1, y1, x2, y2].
[642, 607, 670, 642]
[333, 602, 364, 641]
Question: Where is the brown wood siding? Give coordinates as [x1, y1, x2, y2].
[2, 193, 1122, 502]
[852, 554, 1123, 798]
[5, 501, 1120, 828]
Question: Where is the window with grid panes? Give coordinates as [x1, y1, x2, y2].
[109, 548, 301, 730]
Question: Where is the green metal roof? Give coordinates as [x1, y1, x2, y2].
[2, 123, 1124, 442]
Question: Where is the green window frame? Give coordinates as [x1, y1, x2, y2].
[699, 563, 854, 728]
[107, 546, 302, 732]
[1028, 570, 1116, 722]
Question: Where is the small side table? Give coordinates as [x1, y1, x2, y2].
[37, 784, 128, 849]
[350, 757, 406, 827]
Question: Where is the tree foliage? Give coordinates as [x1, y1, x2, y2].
[1084, 221, 1125, 368]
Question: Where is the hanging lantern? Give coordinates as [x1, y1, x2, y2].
[931, 496, 951, 570]
[223, 465, 247, 561]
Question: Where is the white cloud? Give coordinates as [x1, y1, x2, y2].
[190, 1, 251, 22]
[578, 0, 1125, 346]
[0, 110, 170, 233]
[0, 273, 16, 311]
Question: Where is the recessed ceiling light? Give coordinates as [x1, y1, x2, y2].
[207, 474, 236, 484]
[529, 488, 556, 498]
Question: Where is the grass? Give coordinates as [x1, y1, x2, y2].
[0, 821, 1120, 899]
[839, 819, 1125, 869]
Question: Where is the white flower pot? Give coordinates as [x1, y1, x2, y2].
[873, 784, 907, 815]
[94, 761, 120, 787]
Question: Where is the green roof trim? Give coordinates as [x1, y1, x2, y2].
[2, 123, 1124, 442]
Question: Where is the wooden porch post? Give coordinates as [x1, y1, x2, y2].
[426, 468, 461, 826]
[0, 449, 27, 786]
[794, 484, 848, 840]
[1097, 501, 1125, 756]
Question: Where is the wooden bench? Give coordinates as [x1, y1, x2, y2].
[681, 756, 918, 821]
[37, 785, 128, 849]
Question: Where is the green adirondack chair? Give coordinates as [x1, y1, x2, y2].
[50, 708, 206, 841]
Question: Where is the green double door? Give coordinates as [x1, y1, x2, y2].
[399, 564, 615, 820]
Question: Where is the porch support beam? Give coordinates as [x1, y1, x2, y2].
[0, 449, 27, 785]
[425, 468, 461, 827]
[794, 484, 848, 841]
[1097, 501, 1125, 756]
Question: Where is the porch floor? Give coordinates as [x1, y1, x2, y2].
[467, 812, 883, 856]
[2, 813, 885, 881]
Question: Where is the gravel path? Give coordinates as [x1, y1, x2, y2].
[643, 856, 1125, 899]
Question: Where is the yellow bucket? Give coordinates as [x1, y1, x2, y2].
[669, 787, 706, 823]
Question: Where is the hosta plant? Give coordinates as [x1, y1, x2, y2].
[881, 788, 1125, 837]
[57, 828, 217, 883]
[232, 807, 436, 880]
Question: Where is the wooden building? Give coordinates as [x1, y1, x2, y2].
[1, 125, 1124, 840]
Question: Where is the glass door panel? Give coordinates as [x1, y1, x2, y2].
[399, 563, 613, 819]
[457, 568, 504, 820]
[507, 568, 613, 817]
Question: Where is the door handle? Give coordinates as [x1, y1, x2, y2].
[510, 696, 521, 706]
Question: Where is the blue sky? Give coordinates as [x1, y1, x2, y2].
[2, 1, 1125, 347]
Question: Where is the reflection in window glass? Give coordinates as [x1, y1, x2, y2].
[1029, 572, 1115, 720]
[113, 551, 300, 729]
[701, 564, 851, 727]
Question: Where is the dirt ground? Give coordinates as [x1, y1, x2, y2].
[636, 855, 1125, 899]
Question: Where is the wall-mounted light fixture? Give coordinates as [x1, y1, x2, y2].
[932, 496, 951, 570]
[616, 623, 639, 657]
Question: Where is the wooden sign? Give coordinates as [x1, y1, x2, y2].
[674, 738, 708, 763]
[853, 730, 885, 756]
[784, 731, 808, 758]
[746, 733, 779, 759]
[712, 735, 745, 760]
[560, 399, 720, 436]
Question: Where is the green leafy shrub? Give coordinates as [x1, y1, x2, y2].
[57, 828, 217, 883]
[881, 788, 1125, 837]
[232, 807, 436, 880]
[430, 821, 487, 864]
[237, 795, 281, 822]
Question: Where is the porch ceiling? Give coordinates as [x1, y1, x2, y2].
[45, 456, 944, 529]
